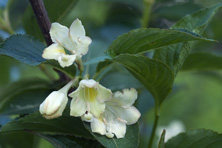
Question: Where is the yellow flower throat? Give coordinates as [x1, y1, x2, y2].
[84, 87, 97, 102]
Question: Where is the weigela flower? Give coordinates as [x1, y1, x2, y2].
[39, 80, 74, 119]
[42, 18, 92, 67]
[69, 79, 112, 119]
[89, 88, 141, 138]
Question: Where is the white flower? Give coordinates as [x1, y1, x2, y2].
[42, 43, 77, 67]
[69, 79, 112, 118]
[42, 18, 92, 67]
[39, 80, 74, 119]
[89, 88, 141, 138]
[157, 120, 185, 142]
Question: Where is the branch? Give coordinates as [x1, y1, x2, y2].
[29, 0, 68, 81]
[29, 0, 52, 46]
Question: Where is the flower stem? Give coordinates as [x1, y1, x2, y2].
[76, 58, 84, 76]
[141, 0, 155, 28]
[60, 77, 79, 92]
[147, 105, 160, 148]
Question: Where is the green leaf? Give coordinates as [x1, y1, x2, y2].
[182, 52, 222, 71]
[172, 3, 222, 35]
[158, 130, 166, 148]
[0, 34, 46, 65]
[153, 2, 222, 75]
[0, 78, 50, 104]
[23, 0, 78, 41]
[107, 28, 215, 57]
[0, 89, 51, 115]
[0, 111, 93, 139]
[0, 132, 35, 148]
[0, 78, 57, 115]
[7, 0, 28, 29]
[99, 64, 143, 91]
[84, 122, 139, 148]
[165, 129, 222, 148]
[44, 60, 76, 78]
[39, 134, 103, 148]
[112, 54, 174, 106]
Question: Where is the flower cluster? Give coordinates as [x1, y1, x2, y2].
[39, 19, 141, 138]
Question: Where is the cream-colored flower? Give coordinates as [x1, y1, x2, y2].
[69, 79, 112, 118]
[39, 80, 74, 119]
[89, 88, 141, 138]
[42, 18, 92, 67]
[42, 43, 77, 67]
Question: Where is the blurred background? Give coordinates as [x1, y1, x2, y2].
[0, 0, 222, 147]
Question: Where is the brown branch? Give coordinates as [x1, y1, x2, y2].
[29, 0, 68, 81]
[29, 0, 52, 46]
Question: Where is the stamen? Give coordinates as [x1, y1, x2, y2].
[103, 118, 108, 126]
[117, 117, 127, 124]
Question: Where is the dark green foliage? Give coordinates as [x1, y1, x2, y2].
[166, 129, 222, 148]
[108, 28, 215, 57]
[0, 34, 45, 65]
[112, 54, 174, 106]
[153, 2, 222, 75]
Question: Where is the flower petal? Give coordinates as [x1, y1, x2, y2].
[50, 23, 75, 52]
[68, 87, 80, 98]
[58, 54, 76, 67]
[39, 91, 64, 115]
[105, 106, 126, 138]
[69, 19, 85, 41]
[44, 95, 68, 119]
[39, 91, 68, 120]
[112, 106, 141, 125]
[112, 88, 138, 107]
[91, 117, 106, 135]
[70, 97, 87, 117]
[42, 43, 65, 60]
[109, 120, 126, 138]
[76, 36, 92, 56]
[97, 84, 112, 102]
[80, 79, 97, 88]
[89, 100, 105, 117]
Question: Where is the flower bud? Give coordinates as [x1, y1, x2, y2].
[39, 91, 68, 119]
[39, 80, 74, 119]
